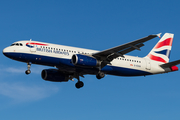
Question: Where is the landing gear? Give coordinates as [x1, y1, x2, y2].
[71, 73, 84, 89]
[96, 72, 105, 79]
[25, 70, 31, 74]
[25, 62, 31, 75]
[75, 81, 84, 89]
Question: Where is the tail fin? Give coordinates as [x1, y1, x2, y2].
[145, 33, 174, 63]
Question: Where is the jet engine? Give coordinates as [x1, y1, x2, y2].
[71, 54, 100, 67]
[41, 69, 69, 82]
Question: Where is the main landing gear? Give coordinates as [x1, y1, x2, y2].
[74, 72, 105, 89]
[71, 73, 84, 89]
[25, 62, 31, 75]
[75, 81, 84, 89]
[96, 72, 105, 79]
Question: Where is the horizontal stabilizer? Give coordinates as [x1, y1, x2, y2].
[160, 59, 180, 68]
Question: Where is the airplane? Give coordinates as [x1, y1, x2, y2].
[3, 33, 180, 89]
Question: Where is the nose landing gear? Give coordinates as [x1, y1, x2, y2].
[25, 62, 31, 75]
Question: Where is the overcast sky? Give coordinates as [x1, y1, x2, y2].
[1, 0, 180, 120]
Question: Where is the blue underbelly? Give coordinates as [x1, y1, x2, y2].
[4, 52, 152, 76]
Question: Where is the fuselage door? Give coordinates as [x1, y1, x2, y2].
[145, 58, 151, 70]
[30, 45, 36, 52]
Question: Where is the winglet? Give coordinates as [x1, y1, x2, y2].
[157, 33, 162, 38]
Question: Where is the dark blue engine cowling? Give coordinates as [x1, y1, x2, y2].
[41, 69, 69, 82]
[72, 54, 100, 67]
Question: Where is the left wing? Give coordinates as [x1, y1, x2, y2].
[92, 33, 161, 68]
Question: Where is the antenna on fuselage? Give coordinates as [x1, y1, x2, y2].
[30, 39, 32, 41]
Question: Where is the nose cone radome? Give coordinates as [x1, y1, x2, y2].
[3, 47, 11, 57]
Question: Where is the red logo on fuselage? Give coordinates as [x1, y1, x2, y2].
[26, 42, 48, 48]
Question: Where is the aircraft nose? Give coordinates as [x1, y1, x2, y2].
[3, 47, 10, 57]
[3, 48, 7, 56]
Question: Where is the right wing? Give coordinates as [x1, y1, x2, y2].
[92, 33, 161, 68]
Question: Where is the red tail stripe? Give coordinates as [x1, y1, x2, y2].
[148, 54, 167, 63]
[154, 38, 173, 49]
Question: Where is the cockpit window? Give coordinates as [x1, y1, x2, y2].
[11, 43, 23, 46]
[11, 43, 15, 46]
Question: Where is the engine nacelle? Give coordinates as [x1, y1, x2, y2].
[41, 69, 69, 82]
[71, 54, 100, 67]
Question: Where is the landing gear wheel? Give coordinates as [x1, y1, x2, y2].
[25, 62, 31, 75]
[75, 81, 84, 89]
[96, 72, 105, 79]
[25, 70, 31, 75]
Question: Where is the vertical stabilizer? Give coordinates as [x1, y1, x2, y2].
[145, 33, 174, 63]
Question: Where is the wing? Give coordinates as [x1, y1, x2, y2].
[92, 33, 161, 68]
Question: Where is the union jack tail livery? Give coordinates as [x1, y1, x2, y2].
[146, 33, 174, 63]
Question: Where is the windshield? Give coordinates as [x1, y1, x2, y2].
[11, 43, 23, 46]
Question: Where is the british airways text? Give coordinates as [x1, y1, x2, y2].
[36, 48, 69, 56]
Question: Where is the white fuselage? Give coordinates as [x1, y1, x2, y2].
[3, 40, 169, 76]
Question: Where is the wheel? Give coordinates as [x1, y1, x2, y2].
[96, 75, 101, 79]
[25, 70, 31, 75]
[96, 72, 105, 79]
[75, 81, 84, 89]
